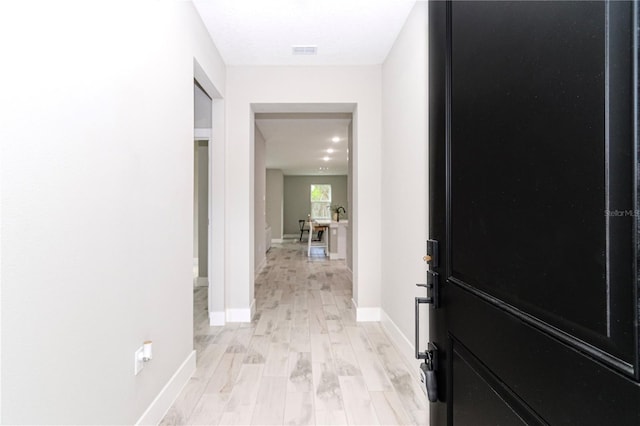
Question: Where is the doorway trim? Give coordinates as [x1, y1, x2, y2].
[250, 102, 358, 314]
[193, 136, 210, 290]
[194, 59, 226, 326]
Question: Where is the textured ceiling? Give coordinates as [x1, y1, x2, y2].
[192, 0, 417, 66]
[256, 114, 351, 176]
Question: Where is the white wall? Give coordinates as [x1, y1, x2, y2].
[254, 126, 266, 272]
[226, 67, 382, 318]
[0, 1, 226, 424]
[266, 169, 284, 241]
[380, 2, 429, 365]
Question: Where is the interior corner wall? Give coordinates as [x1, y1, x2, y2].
[380, 2, 429, 363]
[0, 1, 226, 424]
[347, 121, 354, 273]
[194, 142, 199, 258]
[283, 175, 348, 235]
[266, 169, 284, 240]
[210, 96, 226, 322]
[226, 66, 382, 314]
[254, 125, 266, 273]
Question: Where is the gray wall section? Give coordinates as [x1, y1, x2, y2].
[266, 169, 284, 240]
[283, 175, 348, 235]
[194, 83, 212, 128]
[254, 126, 266, 272]
[196, 141, 208, 276]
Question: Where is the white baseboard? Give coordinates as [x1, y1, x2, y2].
[195, 277, 208, 287]
[271, 238, 284, 244]
[329, 253, 345, 260]
[351, 299, 381, 322]
[380, 309, 420, 376]
[357, 307, 381, 321]
[226, 299, 255, 322]
[135, 350, 196, 425]
[283, 234, 300, 240]
[209, 311, 225, 326]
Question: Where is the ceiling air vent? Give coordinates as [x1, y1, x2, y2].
[292, 45, 317, 55]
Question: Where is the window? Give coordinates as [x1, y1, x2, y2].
[310, 184, 331, 220]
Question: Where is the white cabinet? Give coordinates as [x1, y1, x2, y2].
[328, 220, 348, 260]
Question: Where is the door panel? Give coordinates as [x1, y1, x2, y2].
[449, 284, 640, 424]
[450, 0, 634, 364]
[428, 1, 640, 424]
[451, 342, 530, 426]
[451, 0, 607, 337]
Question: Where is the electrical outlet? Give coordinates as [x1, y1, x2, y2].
[134, 346, 145, 375]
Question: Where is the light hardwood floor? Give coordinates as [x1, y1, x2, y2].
[160, 241, 428, 425]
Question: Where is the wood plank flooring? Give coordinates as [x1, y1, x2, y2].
[161, 241, 428, 425]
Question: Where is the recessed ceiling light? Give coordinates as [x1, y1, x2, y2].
[332, 137, 340, 143]
[327, 148, 334, 154]
[323, 156, 330, 161]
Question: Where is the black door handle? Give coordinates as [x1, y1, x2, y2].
[415, 296, 432, 359]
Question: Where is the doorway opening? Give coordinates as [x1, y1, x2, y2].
[252, 104, 356, 310]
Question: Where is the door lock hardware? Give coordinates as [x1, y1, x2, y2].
[424, 239, 439, 268]
[416, 271, 439, 308]
[415, 295, 431, 360]
[419, 342, 438, 402]
[415, 277, 439, 361]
